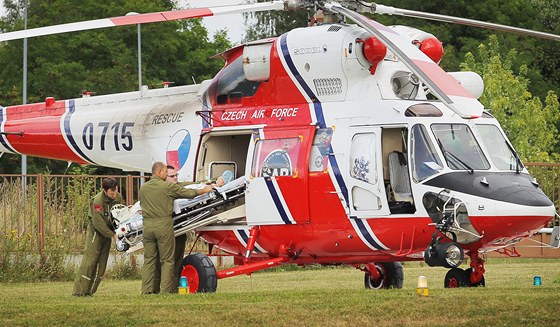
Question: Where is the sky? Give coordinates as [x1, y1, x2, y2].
[0, 0, 247, 43]
[184, 0, 246, 43]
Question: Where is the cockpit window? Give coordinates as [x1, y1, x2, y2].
[411, 124, 443, 182]
[431, 124, 490, 171]
[477, 124, 523, 171]
[215, 55, 261, 104]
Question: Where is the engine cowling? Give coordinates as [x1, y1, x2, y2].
[390, 25, 444, 63]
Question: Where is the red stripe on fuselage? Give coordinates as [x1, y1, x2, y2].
[4, 101, 86, 163]
[208, 42, 312, 128]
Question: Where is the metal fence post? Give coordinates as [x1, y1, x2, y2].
[37, 174, 45, 253]
[126, 175, 134, 206]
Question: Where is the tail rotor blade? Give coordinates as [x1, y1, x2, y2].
[0, 1, 285, 42]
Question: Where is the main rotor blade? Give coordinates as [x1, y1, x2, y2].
[374, 4, 560, 42]
[326, 3, 484, 119]
[0, 1, 285, 42]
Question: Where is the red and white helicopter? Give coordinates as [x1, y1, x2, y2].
[1, 1, 559, 292]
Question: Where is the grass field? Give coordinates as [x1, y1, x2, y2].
[1, 258, 559, 326]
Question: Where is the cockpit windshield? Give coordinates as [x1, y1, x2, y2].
[411, 124, 443, 182]
[203, 55, 261, 106]
[431, 124, 490, 171]
[477, 124, 523, 171]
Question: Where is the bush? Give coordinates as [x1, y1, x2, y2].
[109, 254, 141, 280]
[0, 231, 74, 282]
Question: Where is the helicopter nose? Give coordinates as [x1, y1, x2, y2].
[425, 172, 553, 207]
[472, 174, 553, 207]
[490, 184, 553, 207]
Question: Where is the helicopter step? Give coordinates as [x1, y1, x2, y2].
[114, 176, 247, 254]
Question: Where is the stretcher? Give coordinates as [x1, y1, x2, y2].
[113, 176, 246, 254]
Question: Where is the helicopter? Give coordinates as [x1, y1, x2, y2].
[0, 1, 558, 292]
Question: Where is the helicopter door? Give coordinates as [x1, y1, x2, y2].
[245, 127, 313, 225]
[347, 128, 390, 217]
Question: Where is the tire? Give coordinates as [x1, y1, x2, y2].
[364, 262, 404, 290]
[464, 268, 485, 287]
[444, 268, 470, 288]
[179, 253, 217, 293]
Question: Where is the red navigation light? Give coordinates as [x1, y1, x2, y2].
[362, 36, 387, 75]
[45, 97, 56, 107]
[418, 37, 443, 64]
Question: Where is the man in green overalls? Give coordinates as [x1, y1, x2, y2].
[161, 165, 225, 292]
[140, 162, 214, 294]
[73, 177, 123, 296]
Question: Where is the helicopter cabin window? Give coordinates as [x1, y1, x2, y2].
[215, 55, 261, 105]
[431, 124, 490, 171]
[476, 124, 523, 171]
[350, 133, 377, 185]
[411, 124, 443, 182]
[404, 103, 443, 117]
[251, 138, 301, 177]
[309, 128, 333, 172]
[196, 133, 252, 182]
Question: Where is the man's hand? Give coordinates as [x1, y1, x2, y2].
[197, 185, 214, 195]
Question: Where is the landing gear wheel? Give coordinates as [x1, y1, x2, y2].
[465, 268, 485, 287]
[179, 253, 217, 293]
[444, 268, 469, 288]
[364, 262, 404, 290]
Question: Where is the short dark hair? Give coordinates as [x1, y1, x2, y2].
[151, 161, 166, 175]
[102, 177, 118, 191]
[166, 165, 175, 170]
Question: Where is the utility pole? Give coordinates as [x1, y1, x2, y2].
[22, 0, 28, 176]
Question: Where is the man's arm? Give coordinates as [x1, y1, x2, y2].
[169, 182, 212, 199]
[91, 201, 115, 239]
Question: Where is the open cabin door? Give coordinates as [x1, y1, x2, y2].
[347, 126, 391, 218]
[245, 127, 314, 225]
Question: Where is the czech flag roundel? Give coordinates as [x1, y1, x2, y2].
[166, 129, 191, 170]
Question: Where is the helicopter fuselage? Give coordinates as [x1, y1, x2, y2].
[0, 23, 554, 267]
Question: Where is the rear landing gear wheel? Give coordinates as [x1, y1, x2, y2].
[364, 262, 404, 290]
[179, 253, 217, 293]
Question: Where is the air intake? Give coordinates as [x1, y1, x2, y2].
[391, 71, 419, 99]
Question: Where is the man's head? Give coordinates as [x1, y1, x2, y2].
[101, 177, 118, 200]
[166, 165, 178, 184]
[151, 161, 168, 180]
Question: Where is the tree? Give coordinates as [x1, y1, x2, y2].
[0, 0, 230, 104]
[243, 1, 309, 42]
[462, 36, 560, 162]
[0, 0, 231, 174]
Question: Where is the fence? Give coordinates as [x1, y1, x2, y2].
[0, 163, 559, 254]
[0, 174, 145, 253]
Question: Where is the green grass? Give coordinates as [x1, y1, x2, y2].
[0, 258, 559, 326]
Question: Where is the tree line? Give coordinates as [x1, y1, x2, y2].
[0, 0, 231, 174]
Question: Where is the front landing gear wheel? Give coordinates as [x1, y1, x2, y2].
[444, 268, 486, 288]
[444, 268, 470, 288]
[465, 268, 485, 287]
[364, 262, 404, 289]
[179, 253, 217, 293]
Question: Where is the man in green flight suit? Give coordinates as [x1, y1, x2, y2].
[162, 165, 225, 292]
[140, 162, 214, 294]
[73, 177, 122, 296]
